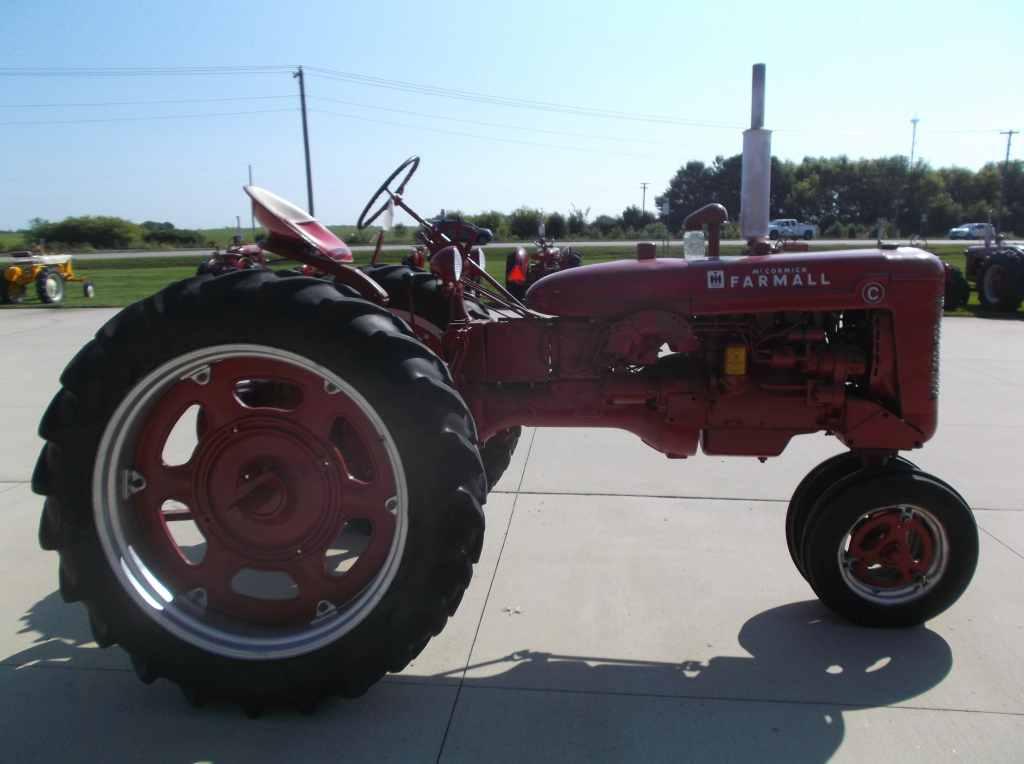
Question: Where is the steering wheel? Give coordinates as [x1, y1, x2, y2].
[357, 156, 420, 229]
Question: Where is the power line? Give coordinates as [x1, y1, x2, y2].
[309, 108, 653, 158]
[0, 65, 294, 78]
[308, 95, 662, 145]
[305, 66, 741, 129]
[0, 107, 296, 127]
[0, 65, 1016, 138]
[0, 94, 294, 109]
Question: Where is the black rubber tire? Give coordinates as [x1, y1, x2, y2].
[36, 268, 65, 304]
[478, 425, 523, 489]
[799, 468, 977, 627]
[803, 230, 813, 240]
[361, 263, 521, 489]
[82, 281, 96, 299]
[786, 453, 916, 580]
[943, 266, 970, 311]
[769, 230, 780, 240]
[0, 278, 25, 304]
[33, 269, 487, 709]
[196, 258, 215, 276]
[977, 251, 1024, 312]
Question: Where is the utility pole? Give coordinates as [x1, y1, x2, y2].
[248, 164, 256, 237]
[294, 66, 314, 216]
[1000, 129, 1018, 171]
[998, 129, 1018, 232]
[640, 182, 650, 216]
[909, 117, 920, 168]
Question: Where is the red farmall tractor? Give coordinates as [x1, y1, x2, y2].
[33, 68, 977, 714]
[504, 224, 584, 299]
[196, 241, 269, 277]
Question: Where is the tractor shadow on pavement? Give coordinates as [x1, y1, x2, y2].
[419, 600, 954, 762]
[2, 596, 952, 763]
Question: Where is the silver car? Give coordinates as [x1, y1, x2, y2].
[948, 223, 994, 240]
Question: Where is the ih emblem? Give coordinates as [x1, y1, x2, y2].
[707, 270, 725, 289]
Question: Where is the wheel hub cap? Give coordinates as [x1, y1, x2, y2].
[839, 504, 948, 605]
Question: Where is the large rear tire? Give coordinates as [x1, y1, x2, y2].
[36, 268, 65, 304]
[977, 251, 1024, 312]
[0, 279, 26, 304]
[362, 262, 522, 488]
[34, 269, 487, 710]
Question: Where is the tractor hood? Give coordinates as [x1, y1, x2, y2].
[525, 248, 944, 318]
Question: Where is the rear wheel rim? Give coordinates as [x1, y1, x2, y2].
[983, 265, 1007, 304]
[93, 344, 408, 660]
[837, 504, 948, 606]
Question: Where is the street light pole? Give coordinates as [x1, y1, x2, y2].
[294, 66, 315, 216]
[640, 182, 650, 216]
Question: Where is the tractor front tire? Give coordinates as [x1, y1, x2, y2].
[36, 268, 65, 304]
[33, 269, 487, 710]
[944, 266, 970, 311]
[799, 467, 977, 627]
[786, 452, 915, 580]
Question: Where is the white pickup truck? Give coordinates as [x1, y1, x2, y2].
[768, 218, 817, 240]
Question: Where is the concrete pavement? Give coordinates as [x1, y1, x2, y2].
[1, 308, 1022, 762]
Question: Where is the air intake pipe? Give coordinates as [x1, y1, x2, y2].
[741, 63, 772, 252]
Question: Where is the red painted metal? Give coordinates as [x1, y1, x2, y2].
[636, 242, 657, 261]
[847, 508, 936, 589]
[131, 356, 398, 626]
[232, 168, 948, 467]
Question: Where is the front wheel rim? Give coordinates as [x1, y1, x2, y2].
[93, 344, 408, 660]
[837, 504, 948, 606]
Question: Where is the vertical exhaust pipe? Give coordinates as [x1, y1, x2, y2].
[741, 63, 772, 249]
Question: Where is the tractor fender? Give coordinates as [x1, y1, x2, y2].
[331, 265, 391, 306]
[263, 232, 389, 306]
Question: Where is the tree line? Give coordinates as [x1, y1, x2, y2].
[656, 155, 1023, 238]
[20, 217, 204, 250]
[8, 155, 1020, 250]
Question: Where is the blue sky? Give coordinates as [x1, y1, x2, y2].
[1, 0, 1021, 230]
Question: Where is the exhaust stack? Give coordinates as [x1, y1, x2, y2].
[740, 63, 772, 245]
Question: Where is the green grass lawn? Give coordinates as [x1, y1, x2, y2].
[0, 243, 1011, 319]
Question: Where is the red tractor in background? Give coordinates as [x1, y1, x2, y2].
[964, 239, 1024, 313]
[504, 224, 584, 299]
[196, 239, 268, 276]
[33, 67, 978, 715]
